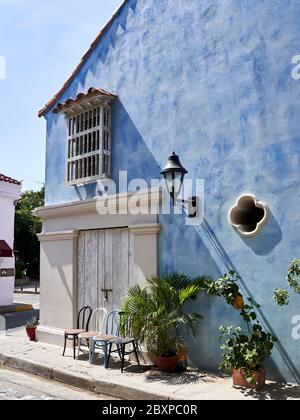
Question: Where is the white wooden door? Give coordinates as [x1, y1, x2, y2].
[78, 228, 130, 314]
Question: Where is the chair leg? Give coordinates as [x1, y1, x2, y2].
[77, 338, 81, 360]
[105, 342, 112, 369]
[62, 335, 67, 357]
[89, 341, 95, 364]
[117, 344, 122, 360]
[73, 336, 77, 360]
[121, 344, 126, 374]
[87, 339, 91, 361]
[133, 341, 141, 367]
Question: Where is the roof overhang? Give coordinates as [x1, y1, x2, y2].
[0, 241, 13, 258]
[0, 174, 21, 186]
[52, 88, 117, 118]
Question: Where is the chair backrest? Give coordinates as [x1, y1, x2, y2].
[105, 310, 120, 337]
[77, 306, 92, 331]
[89, 307, 108, 334]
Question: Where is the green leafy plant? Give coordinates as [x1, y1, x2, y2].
[205, 271, 244, 309]
[26, 317, 39, 329]
[120, 274, 203, 357]
[287, 260, 300, 294]
[220, 298, 277, 379]
[273, 260, 300, 307]
[205, 272, 278, 382]
[273, 288, 290, 307]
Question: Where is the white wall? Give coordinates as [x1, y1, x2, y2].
[35, 190, 160, 346]
[0, 181, 21, 306]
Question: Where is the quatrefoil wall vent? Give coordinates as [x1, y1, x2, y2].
[229, 195, 269, 238]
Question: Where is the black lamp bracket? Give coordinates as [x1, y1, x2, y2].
[177, 196, 198, 218]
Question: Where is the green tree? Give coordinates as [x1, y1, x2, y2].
[14, 187, 44, 279]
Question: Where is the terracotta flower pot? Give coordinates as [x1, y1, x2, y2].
[157, 355, 179, 373]
[26, 327, 37, 342]
[232, 368, 266, 390]
[178, 349, 188, 368]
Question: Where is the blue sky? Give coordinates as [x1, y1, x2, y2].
[0, 0, 121, 191]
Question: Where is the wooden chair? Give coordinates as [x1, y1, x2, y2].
[62, 306, 92, 360]
[77, 307, 107, 359]
[90, 310, 120, 367]
[106, 312, 141, 373]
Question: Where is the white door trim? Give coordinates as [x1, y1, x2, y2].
[34, 188, 161, 220]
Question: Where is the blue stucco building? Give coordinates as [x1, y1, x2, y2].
[36, 0, 300, 383]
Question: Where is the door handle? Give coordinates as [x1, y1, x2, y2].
[101, 289, 113, 302]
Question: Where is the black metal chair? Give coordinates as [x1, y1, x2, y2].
[62, 306, 92, 360]
[106, 312, 141, 373]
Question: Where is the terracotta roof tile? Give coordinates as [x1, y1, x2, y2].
[53, 87, 117, 115]
[0, 174, 21, 186]
[38, 0, 128, 118]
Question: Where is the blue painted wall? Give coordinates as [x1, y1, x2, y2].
[44, 0, 300, 383]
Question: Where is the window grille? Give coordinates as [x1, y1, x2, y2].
[66, 105, 111, 185]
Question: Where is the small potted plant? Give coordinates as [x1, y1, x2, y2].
[120, 274, 203, 373]
[26, 317, 39, 341]
[219, 299, 277, 390]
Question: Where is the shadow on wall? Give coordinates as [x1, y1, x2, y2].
[187, 293, 243, 372]
[160, 212, 300, 384]
[159, 211, 241, 371]
[198, 219, 300, 384]
[111, 99, 161, 189]
[241, 210, 283, 256]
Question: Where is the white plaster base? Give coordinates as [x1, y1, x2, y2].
[36, 325, 65, 347]
[0, 277, 15, 306]
[36, 190, 161, 347]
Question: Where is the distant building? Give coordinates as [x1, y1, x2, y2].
[0, 174, 22, 306]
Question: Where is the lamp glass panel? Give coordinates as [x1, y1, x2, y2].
[163, 172, 174, 197]
[173, 172, 184, 198]
[163, 171, 184, 201]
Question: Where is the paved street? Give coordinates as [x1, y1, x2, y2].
[0, 366, 117, 400]
[13, 293, 40, 309]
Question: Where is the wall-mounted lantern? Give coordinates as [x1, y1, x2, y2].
[161, 152, 198, 218]
[161, 152, 188, 205]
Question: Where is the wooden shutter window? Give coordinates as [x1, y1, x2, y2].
[66, 104, 112, 185]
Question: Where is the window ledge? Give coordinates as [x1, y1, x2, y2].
[66, 175, 111, 187]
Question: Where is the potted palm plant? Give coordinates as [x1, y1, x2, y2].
[219, 298, 277, 389]
[120, 274, 203, 373]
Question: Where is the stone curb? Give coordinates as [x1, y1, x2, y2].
[0, 352, 174, 400]
[0, 304, 33, 315]
[14, 291, 40, 296]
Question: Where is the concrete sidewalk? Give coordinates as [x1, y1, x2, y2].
[0, 333, 299, 400]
